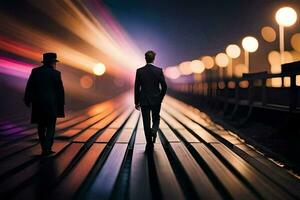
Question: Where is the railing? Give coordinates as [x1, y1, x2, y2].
[169, 61, 300, 124]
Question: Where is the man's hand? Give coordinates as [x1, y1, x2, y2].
[135, 104, 140, 111]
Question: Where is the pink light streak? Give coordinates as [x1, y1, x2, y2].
[0, 57, 33, 78]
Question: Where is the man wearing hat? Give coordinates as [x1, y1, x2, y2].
[24, 52, 65, 156]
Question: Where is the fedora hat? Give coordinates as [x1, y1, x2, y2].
[42, 52, 59, 63]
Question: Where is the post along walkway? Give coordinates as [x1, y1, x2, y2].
[0, 92, 300, 200]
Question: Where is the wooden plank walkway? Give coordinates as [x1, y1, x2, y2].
[0, 92, 300, 200]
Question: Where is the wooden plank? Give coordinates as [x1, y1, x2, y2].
[135, 118, 146, 144]
[0, 141, 38, 160]
[192, 143, 256, 200]
[117, 129, 134, 143]
[164, 97, 210, 126]
[211, 143, 295, 199]
[56, 115, 89, 130]
[175, 129, 200, 143]
[0, 142, 68, 177]
[0, 143, 82, 194]
[72, 108, 113, 129]
[58, 128, 82, 138]
[129, 144, 152, 200]
[90, 110, 120, 129]
[52, 144, 106, 199]
[123, 110, 140, 129]
[163, 106, 218, 143]
[95, 128, 118, 143]
[160, 111, 185, 129]
[153, 144, 185, 200]
[159, 128, 180, 143]
[73, 128, 99, 143]
[109, 108, 133, 129]
[159, 119, 169, 129]
[85, 143, 127, 200]
[232, 144, 300, 199]
[170, 143, 222, 199]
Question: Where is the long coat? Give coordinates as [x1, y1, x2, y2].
[24, 65, 65, 124]
[134, 64, 167, 106]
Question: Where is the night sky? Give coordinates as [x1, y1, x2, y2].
[0, 0, 299, 71]
[102, 0, 300, 69]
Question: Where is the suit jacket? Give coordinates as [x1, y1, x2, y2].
[24, 65, 65, 124]
[134, 64, 167, 106]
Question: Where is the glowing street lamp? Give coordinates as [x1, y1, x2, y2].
[226, 44, 241, 77]
[190, 60, 205, 74]
[93, 63, 106, 76]
[242, 36, 259, 73]
[275, 7, 297, 64]
[215, 53, 229, 78]
[179, 61, 192, 75]
[92, 63, 106, 90]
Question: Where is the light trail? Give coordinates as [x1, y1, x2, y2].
[0, 0, 144, 79]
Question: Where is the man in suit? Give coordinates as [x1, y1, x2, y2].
[134, 50, 167, 150]
[24, 52, 65, 156]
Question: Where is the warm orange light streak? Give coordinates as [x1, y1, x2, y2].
[28, 0, 144, 69]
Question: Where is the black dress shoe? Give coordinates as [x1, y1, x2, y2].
[42, 150, 55, 156]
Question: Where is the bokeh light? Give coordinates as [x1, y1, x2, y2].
[201, 56, 214, 69]
[291, 33, 300, 52]
[226, 44, 241, 58]
[275, 7, 297, 27]
[93, 63, 106, 76]
[165, 66, 181, 79]
[234, 64, 247, 77]
[179, 61, 192, 75]
[242, 36, 259, 52]
[215, 53, 229, 67]
[190, 60, 205, 73]
[268, 50, 294, 73]
[80, 75, 94, 89]
[261, 26, 276, 42]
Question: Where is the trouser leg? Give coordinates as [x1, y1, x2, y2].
[141, 106, 152, 144]
[151, 104, 161, 134]
[37, 123, 47, 152]
[45, 119, 56, 152]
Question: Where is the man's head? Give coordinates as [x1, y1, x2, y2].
[42, 52, 59, 67]
[145, 50, 156, 64]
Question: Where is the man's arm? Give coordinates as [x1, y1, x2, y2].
[159, 69, 167, 101]
[134, 69, 141, 109]
[24, 70, 34, 107]
[57, 72, 65, 106]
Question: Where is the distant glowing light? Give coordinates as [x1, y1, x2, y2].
[261, 26, 276, 42]
[201, 56, 214, 69]
[242, 36, 259, 52]
[93, 63, 106, 76]
[271, 78, 282, 87]
[179, 61, 192, 75]
[226, 44, 241, 58]
[190, 60, 205, 74]
[165, 66, 181, 79]
[268, 51, 281, 73]
[234, 64, 247, 77]
[80, 75, 94, 89]
[215, 53, 229, 67]
[268, 50, 293, 73]
[275, 7, 297, 27]
[291, 33, 300, 52]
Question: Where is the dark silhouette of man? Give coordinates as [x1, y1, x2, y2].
[24, 53, 65, 156]
[134, 50, 167, 150]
